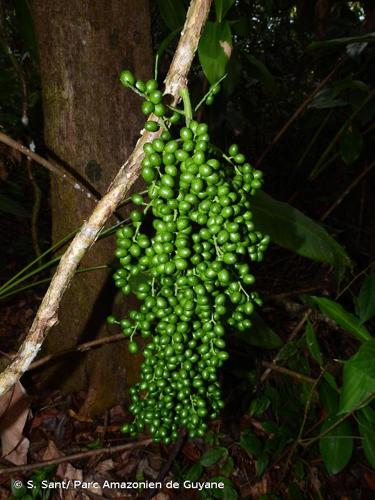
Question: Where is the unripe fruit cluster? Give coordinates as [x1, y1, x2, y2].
[108, 71, 269, 443]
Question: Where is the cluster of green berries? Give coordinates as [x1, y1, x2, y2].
[107, 70, 269, 444]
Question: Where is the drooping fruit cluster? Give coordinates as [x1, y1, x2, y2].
[107, 70, 269, 444]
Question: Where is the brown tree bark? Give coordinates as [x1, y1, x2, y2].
[32, 0, 152, 415]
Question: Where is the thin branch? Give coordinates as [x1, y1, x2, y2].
[261, 361, 316, 385]
[260, 310, 311, 383]
[0, 439, 152, 475]
[0, 131, 99, 201]
[0, 0, 212, 398]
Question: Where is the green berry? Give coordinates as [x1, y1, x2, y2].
[119, 70, 135, 87]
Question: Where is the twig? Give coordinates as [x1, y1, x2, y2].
[281, 371, 324, 477]
[0, 131, 99, 201]
[320, 160, 375, 221]
[260, 310, 311, 383]
[336, 260, 375, 301]
[145, 429, 187, 500]
[0, 439, 152, 476]
[29, 334, 125, 370]
[0, 0, 212, 398]
[261, 361, 316, 385]
[255, 57, 345, 168]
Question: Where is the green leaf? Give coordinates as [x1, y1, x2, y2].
[0, 194, 29, 217]
[305, 320, 322, 365]
[240, 429, 262, 457]
[309, 296, 372, 343]
[249, 395, 271, 417]
[307, 32, 375, 52]
[339, 340, 375, 414]
[319, 416, 353, 474]
[207, 477, 238, 499]
[245, 54, 277, 94]
[198, 21, 232, 84]
[234, 312, 283, 349]
[200, 447, 227, 467]
[214, 0, 235, 22]
[220, 456, 235, 477]
[251, 191, 351, 273]
[256, 452, 269, 476]
[340, 125, 363, 165]
[156, 0, 186, 30]
[185, 462, 203, 481]
[357, 273, 375, 323]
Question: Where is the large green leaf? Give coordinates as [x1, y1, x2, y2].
[198, 21, 232, 84]
[356, 273, 375, 323]
[339, 340, 375, 414]
[310, 296, 372, 343]
[214, 0, 235, 22]
[156, 0, 186, 30]
[319, 416, 353, 474]
[251, 191, 351, 272]
[307, 32, 375, 52]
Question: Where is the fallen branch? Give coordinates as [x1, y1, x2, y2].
[0, 438, 152, 475]
[0, 0, 212, 397]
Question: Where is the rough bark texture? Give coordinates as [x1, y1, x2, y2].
[32, 0, 152, 414]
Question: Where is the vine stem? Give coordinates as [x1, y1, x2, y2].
[0, 0, 213, 398]
[179, 87, 193, 126]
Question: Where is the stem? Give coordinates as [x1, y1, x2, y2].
[194, 73, 227, 112]
[179, 87, 193, 126]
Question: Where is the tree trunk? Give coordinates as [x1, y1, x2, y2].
[32, 0, 152, 415]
